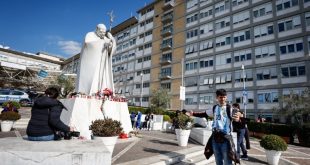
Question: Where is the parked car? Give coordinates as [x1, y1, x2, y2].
[0, 89, 31, 106]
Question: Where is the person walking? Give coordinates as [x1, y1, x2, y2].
[232, 103, 248, 160]
[148, 113, 154, 131]
[136, 111, 142, 130]
[130, 112, 136, 129]
[190, 89, 240, 165]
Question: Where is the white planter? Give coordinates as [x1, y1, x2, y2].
[93, 136, 118, 155]
[1, 120, 14, 132]
[265, 150, 282, 165]
[175, 129, 191, 147]
[175, 129, 180, 141]
[162, 121, 172, 130]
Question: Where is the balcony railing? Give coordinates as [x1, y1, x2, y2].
[160, 42, 172, 51]
[159, 73, 172, 80]
[161, 27, 173, 37]
[160, 57, 172, 65]
[162, 1, 174, 11]
[161, 14, 173, 23]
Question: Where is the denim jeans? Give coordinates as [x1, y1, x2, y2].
[212, 138, 232, 165]
[237, 128, 247, 157]
[28, 134, 54, 141]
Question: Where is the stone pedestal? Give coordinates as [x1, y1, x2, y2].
[0, 137, 111, 165]
[60, 98, 104, 140]
[60, 98, 132, 139]
[102, 100, 132, 134]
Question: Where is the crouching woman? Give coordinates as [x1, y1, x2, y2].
[26, 87, 73, 141]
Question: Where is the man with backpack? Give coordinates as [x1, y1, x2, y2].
[190, 89, 240, 165]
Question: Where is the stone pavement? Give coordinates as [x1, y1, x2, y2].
[1, 107, 310, 165]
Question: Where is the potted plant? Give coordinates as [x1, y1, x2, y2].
[2, 101, 21, 110]
[89, 118, 123, 155]
[174, 113, 193, 146]
[0, 111, 21, 132]
[260, 134, 287, 165]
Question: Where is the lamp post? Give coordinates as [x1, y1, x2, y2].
[241, 64, 247, 117]
[140, 73, 144, 107]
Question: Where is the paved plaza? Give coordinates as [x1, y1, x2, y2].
[1, 107, 310, 165]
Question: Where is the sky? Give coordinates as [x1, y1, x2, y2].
[0, 0, 153, 58]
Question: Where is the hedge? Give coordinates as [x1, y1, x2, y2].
[247, 122, 296, 137]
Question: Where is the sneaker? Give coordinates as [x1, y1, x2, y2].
[240, 155, 248, 160]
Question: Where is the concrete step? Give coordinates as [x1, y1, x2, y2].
[116, 146, 205, 165]
[174, 154, 215, 165]
[150, 146, 216, 165]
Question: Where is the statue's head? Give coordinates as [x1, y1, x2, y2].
[95, 24, 107, 39]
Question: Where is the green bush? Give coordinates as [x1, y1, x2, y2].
[163, 110, 175, 120]
[260, 134, 287, 151]
[89, 118, 123, 137]
[163, 115, 171, 122]
[153, 107, 165, 115]
[0, 111, 21, 121]
[2, 101, 21, 109]
[269, 124, 295, 136]
[128, 106, 148, 114]
[176, 114, 193, 130]
[247, 122, 295, 137]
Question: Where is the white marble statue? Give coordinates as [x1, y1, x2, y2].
[76, 24, 116, 95]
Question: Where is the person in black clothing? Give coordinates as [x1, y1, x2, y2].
[130, 112, 136, 128]
[172, 110, 181, 130]
[232, 103, 248, 160]
[143, 114, 150, 130]
[27, 87, 74, 141]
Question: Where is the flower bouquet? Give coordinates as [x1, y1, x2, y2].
[96, 88, 113, 100]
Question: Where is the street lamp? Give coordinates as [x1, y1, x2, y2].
[241, 64, 247, 117]
[140, 73, 144, 107]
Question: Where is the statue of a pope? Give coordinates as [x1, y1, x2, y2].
[76, 24, 116, 95]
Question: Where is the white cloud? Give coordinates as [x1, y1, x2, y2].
[57, 40, 81, 56]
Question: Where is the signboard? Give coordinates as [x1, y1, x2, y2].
[180, 86, 185, 101]
[38, 70, 48, 78]
[242, 91, 247, 105]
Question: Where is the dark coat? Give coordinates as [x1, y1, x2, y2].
[204, 134, 214, 159]
[26, 96, 70, 137]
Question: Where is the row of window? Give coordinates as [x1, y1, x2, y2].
[137, 56, 151, 63]
[186, 35, 306, 57]
[185, 87, 306, 105]
[187, 0, 303, 17]
[184, 63, 306, 86]
[186, 12, 306, 40]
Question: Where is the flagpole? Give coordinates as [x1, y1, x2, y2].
[241, 64, 247, 117]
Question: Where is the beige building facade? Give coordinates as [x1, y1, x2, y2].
[63, 0, 310, 121]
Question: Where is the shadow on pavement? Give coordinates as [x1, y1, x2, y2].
[246, 156, 267, 164]
[143, 147, 186, 164]
[149, 139, 177, 146]
[143, 147, 172, 154]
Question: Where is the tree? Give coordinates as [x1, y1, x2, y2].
[53, 75, 75, 98]
[150, 88, 171, 114]
[276, 88, 310, 125]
